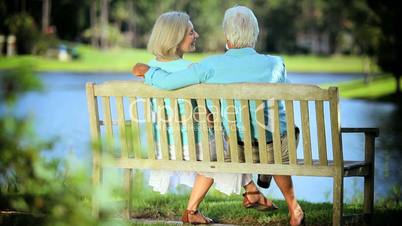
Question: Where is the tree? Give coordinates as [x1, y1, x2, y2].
[90, 0, 98, 47]
[41, 0, 50, 33]
[100, 0, 109, 49]
[366, 0, 402, 96]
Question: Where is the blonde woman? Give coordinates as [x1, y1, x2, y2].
[141, 12, 276, 224]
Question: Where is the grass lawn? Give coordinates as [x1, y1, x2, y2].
[126, 193, 401, 226]
[321, 74, 400, 101]
[0, 45, 374, 74]
[89, 171, 401, 226]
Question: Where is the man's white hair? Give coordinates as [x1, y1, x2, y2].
[222, 6, 259, 48]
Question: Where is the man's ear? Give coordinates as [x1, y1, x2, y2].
[226, 40, 234, 49]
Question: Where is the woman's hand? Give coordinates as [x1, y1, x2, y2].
[132, 63, 150, 78]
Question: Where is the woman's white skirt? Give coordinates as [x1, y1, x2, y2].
[149, 137, 249, 195]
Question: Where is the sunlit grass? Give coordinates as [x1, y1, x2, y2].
[102, 171, 401, 226]
[283, 54, 378, 73]
[0, 45, 373, 74]
[129, 188, 402, 226]
[321, 74, 399, 100]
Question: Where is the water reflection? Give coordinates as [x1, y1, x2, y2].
[369, 104, 402, 202]
[15, 72, 401, 203]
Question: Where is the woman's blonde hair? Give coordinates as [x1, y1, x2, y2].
[147, 12, 190, 59]
[223, 6, 259, 48]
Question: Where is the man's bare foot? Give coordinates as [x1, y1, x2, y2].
[289, 204, 305, 226]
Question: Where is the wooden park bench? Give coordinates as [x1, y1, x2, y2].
[86, 81, 379, 225]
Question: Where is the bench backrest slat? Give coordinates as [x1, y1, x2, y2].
[171, 98, 184, 160]
[300, 100, 313, 165]
[272, 100, 282, 164]
[240, 100, 253, 163]
[184, 99, 197, 161]
[101, 96, 114, 155]
[87, 81, 343, 174]
[155, 98, 169, 160]
[329, 88, 343, 167]
[128, 97, 142, 159]
[212, 99, 225, 162]
[255, 100, 268, 164]
[315, 100, 328, 166]
[226, 99, 239, 163]
[116, 97, 129, 158]
[144, 97, 155, 160]
[196, 98, 210, 161]
[285, 100, 297, 164]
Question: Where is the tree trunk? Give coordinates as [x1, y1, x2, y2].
[90, 0, 98, 48]
[41, 0, 51, 33]
[100, 0, 109, 49]
[127, 0, 136, 47]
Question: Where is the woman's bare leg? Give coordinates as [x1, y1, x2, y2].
[186, 173, 214, 211]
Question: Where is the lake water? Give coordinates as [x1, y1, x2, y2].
[16, 72, 401, 203]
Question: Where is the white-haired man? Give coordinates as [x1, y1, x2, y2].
[133, 6, 305, 226]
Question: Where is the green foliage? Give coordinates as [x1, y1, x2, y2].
[5, 12, 40, 54]
[31, 34, 60, 56]
[0, 65, 130, 226]
[0, 0, 388, 56]
[366, 1, 402, 94]
[0, 62, 42, 106]
[83, 24, 127, 48]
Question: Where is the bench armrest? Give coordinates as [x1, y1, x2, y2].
[341, 127, 379, 163]
[341, 127, 379, 137]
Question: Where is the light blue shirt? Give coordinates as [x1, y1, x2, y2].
[148, 58, 201, 146]
[145, 48, 288, 142]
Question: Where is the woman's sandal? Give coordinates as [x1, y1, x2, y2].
[181, 209, 214, 224]
[242, 190, 278, 211]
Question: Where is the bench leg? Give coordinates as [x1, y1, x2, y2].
[333, 172, 344, 226]
[92, 162, 102, 217]
[123, 169, 133, 219]
[363, 135, 375, 224]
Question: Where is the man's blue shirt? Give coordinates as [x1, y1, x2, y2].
[145, 48, 288, 142]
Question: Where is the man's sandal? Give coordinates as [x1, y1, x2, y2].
[242, 190, 278, 211]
